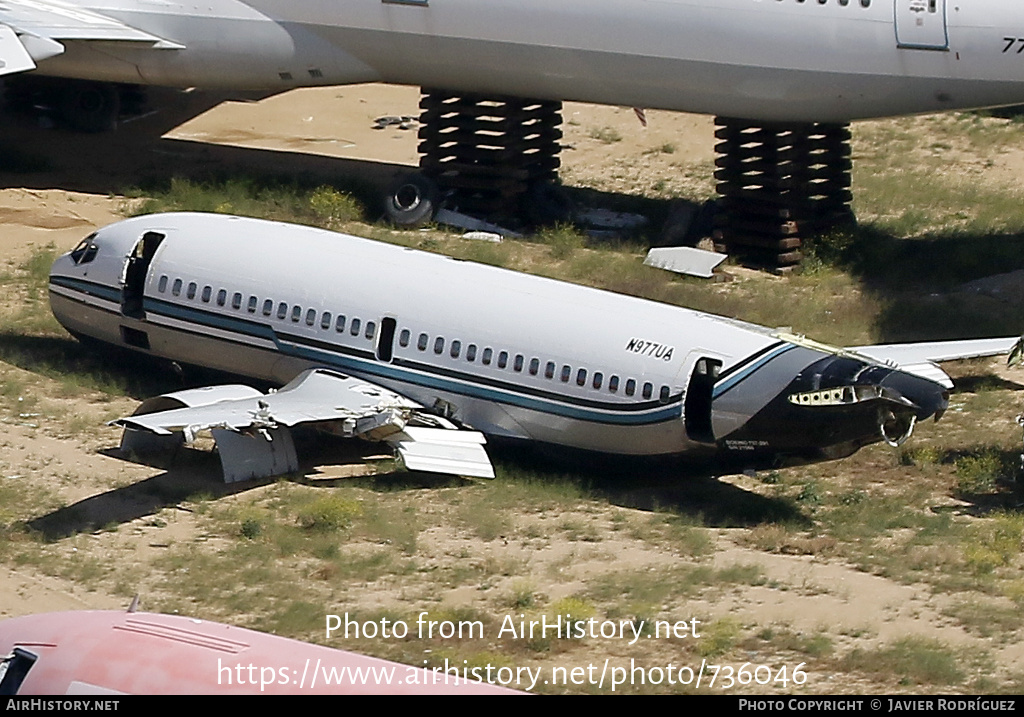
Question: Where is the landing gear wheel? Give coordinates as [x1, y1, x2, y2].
[524, 181, 575, 227]
[59, 81, 119, 133]
[384, 173, 439, 228]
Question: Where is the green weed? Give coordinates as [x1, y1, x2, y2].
[841, 636, 966, 686]
[295, 494, 363, 531]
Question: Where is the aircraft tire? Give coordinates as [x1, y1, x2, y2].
[58, 81, 120, 133]
[384, 173, 438, 228]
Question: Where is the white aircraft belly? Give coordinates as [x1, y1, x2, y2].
[12, 0, 1024, 121]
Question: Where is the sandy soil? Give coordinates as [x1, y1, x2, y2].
[1, 84, 1023, 694]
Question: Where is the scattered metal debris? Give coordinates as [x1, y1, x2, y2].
[434, 208, 522, 238]
[461, 231, 503, 243]
[373, 115, 418, 130]
[644, 246, 727, 279]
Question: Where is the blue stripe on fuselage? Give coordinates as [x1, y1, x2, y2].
[140, 294, 682, 427]
[712, 344, 797, 399]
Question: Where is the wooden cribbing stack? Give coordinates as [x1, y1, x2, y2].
[418, 89, 563, 219]
[712, 117, 855, 270]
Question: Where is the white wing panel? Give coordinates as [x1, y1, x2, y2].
[115, 369, 419, 436]
[114, 369, 495, 480]
[0, 0, 183, 45]
[852, 338, 1018, 365]
[850, 337, 1018, 391]
[0, 24, 37, 75]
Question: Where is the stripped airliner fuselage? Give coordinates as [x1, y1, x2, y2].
[48, 213, 969, 471]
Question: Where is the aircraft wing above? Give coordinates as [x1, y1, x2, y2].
[114, 368, 495, 480]
[0, 0, 183, 76]
[850, 337, 1019, 390]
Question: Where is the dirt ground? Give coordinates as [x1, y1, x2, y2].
[2, 83, 1023, 695]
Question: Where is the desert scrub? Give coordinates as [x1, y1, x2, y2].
[309, 185, 363, 228]
[954, 447, 1014, 497]
[295, 494, 363, 531]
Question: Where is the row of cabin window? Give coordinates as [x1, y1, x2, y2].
[399, 330, 672, 403]
[159, 275, 671, 403]
[157, 276, 379, 339]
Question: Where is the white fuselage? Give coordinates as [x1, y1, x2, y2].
[48, 213, 949, 464]
[25, 0, 1024, 121]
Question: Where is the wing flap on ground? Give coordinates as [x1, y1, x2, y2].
[387, 426, 495, 479]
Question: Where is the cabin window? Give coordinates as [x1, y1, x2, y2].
[263, 299, 273, 316]
[498, 351, 508, 369]
[642, 382, 653, 400]
[291, 305, 302, 322]
[544, 361, 555, 379]
[418, 333, 428, 351]
[158, 276, 168, 293]
[466, 344, 477, 362]
[335, 315, 346, 332]
[450, 340, 462, 358]
[277, 302, 288, 320]
[576, 368, 587, 386]
[350, 318, 361, 336]
[321, 312, 332, 330]
[482, 348, 492, 365]
[625, 379, 637, 396]
[306, 308, 316, 326]
[513, 354, 523, 372]
[529, 358, 540, 376]
[860, 0, 869, 5]
[217, 289, 227, 307]
[399, 329, 410, 347]
[839, 0, 848, 4]
[560, 365, 571, 383]
[434, 337, 445, 354]
[186, 282, 196, 300]
[609, 375, 620, 393]
[199, 286, 210, 303]
[248, 296, 258, 313]
[172, 279, 182, 297]
[232, 292, 243, 310]
[660, 385, 671, 403]
[365, 321, 376, 339]
[593, 372, 603, 390]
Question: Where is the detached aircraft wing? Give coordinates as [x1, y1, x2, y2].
[113, 368, 495, 481]
[0, 0, 183, 77]
[774, 331, 1018, 390]
[851, 337, 1019, 390]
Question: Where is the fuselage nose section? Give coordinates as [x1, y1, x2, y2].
[714, 351, 948, 461]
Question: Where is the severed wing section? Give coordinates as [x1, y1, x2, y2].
[0, 0, 183, 77]
[113, 368, 494, 482]
[851, 337, 1020, 389]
